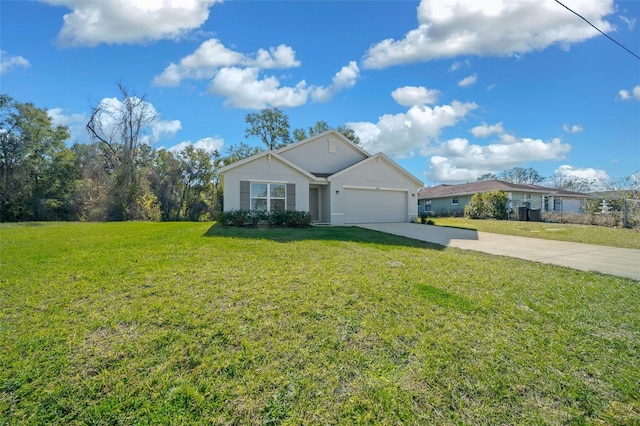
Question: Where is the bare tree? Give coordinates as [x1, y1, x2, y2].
[497, 167, 544, 185]
[86, 84, 160, 220]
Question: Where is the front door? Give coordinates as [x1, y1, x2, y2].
[309, 187, 319, 221]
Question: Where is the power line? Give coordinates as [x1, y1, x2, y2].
[554, 0, 640, 61]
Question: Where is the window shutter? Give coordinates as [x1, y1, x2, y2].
[286, 184, 295, 210]
[240, 181, 250, 210]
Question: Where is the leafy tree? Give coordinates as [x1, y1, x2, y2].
[335, 125, 360, 144]
[292, 120, 360, 144]
[221, 142, 263, 166]
[244, 108, 291, 150]
[548, 173, 595, 193]
[148, 146, 220, 221]
[477, 173, 497, 181]
[292, 120, 330, 141]
[0, 95, 73, 221]
[149, 148, 182, 221]
[71, 142, 115, 221]
[86, 84, 160, 220]
[497, 167, 544, 185]
[176, 145, 218, 221]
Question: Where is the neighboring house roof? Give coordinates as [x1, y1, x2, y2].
[218, 150, 319, 181]
[418, 179, 590, 199]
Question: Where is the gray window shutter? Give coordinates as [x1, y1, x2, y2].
[240, 181, 250, 210]
[286, 183, 295, 210]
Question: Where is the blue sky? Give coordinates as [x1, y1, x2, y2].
[2, 0, 639, 187]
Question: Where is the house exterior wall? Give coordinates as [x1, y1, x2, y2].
[222, 155, 310, 212]
[221, 131, 423, 223]
[426, 195, 471, 215]
[555, 198, 584, 213]
[279, 136, 367, 174]
[509, 192, 545, 210]
[418, 199, 430, 214]
[419, 191, 587, 216]
[329, 158, 419, 224]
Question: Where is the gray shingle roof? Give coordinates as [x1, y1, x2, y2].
[418, 179, 590, 199]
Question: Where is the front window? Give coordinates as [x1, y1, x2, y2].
[425, 201, 432, 212]
[251, 183, 286, 212]
[451, 197, 458, 205]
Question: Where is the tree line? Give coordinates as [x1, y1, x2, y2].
[2, 87, 637, 223]
[0, 88, 357, 222]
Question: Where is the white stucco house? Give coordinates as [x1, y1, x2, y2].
[219, 130, 423, 224]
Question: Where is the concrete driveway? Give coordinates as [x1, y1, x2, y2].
[356, 222, 640, 281]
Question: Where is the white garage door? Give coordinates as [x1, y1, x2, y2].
[343, 189, 407, 223]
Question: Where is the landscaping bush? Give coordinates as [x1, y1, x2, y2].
[464, 193, 484, 219]
[465, 190, 509, 220]
[219, 210, 311, 228]
[418, 211, 435, 225]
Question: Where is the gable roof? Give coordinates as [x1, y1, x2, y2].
[418, 179, 590, 199]
[276, 129, 371, 158]
[329, 152, 423, 187]
[219, 128, 423, 187]
[218, 150, 319, 180]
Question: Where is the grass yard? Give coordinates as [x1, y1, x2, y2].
[426, 217, 640, 249]
[1, 222, 639, 424]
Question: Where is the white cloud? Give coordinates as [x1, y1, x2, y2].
[311, 61, 360, 102]
[348, 100, 478, 157]
[92, 96, 181, 145]
[617, 85, 640, 101]
[391, 86, 440, 106]
[153, 36, 358, 108]
[449, 59, 470, 71]
[152, 119, 182, 142]
[208, 67, 310, 109]
[47, 107, 85, 128]
[153, 39, 301, 87]
[562, 124, 583, 134]
[47, 107, 87, 142]
[168, 136, 224, 154]
[552, 165, 610, 188]
[251, 45, 301, 69]
[619, 15, 636, 31]
[458, 74, 477, 87]
[427, 156, 488, 183]
[205, 61, 359, 109]
[153, 39, 244, 86]
[0, 50, 30, 74]
[471, 122, 504, 138]
[363, 0, 615, 69]
[427, 128, 572, 183]
[40, 0, 221, 46]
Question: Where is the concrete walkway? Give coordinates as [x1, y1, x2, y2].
[356, 223, 640, 281]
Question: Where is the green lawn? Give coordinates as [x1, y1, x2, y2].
[1, 222, 639, 424]
[426, 217, 640, 249]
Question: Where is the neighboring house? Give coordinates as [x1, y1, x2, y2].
[219, 130, 423, 224]
[417, 179, 590, 215]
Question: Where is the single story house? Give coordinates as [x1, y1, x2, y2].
[417, 179, 590, 215]
[219, 130, 423, 224]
